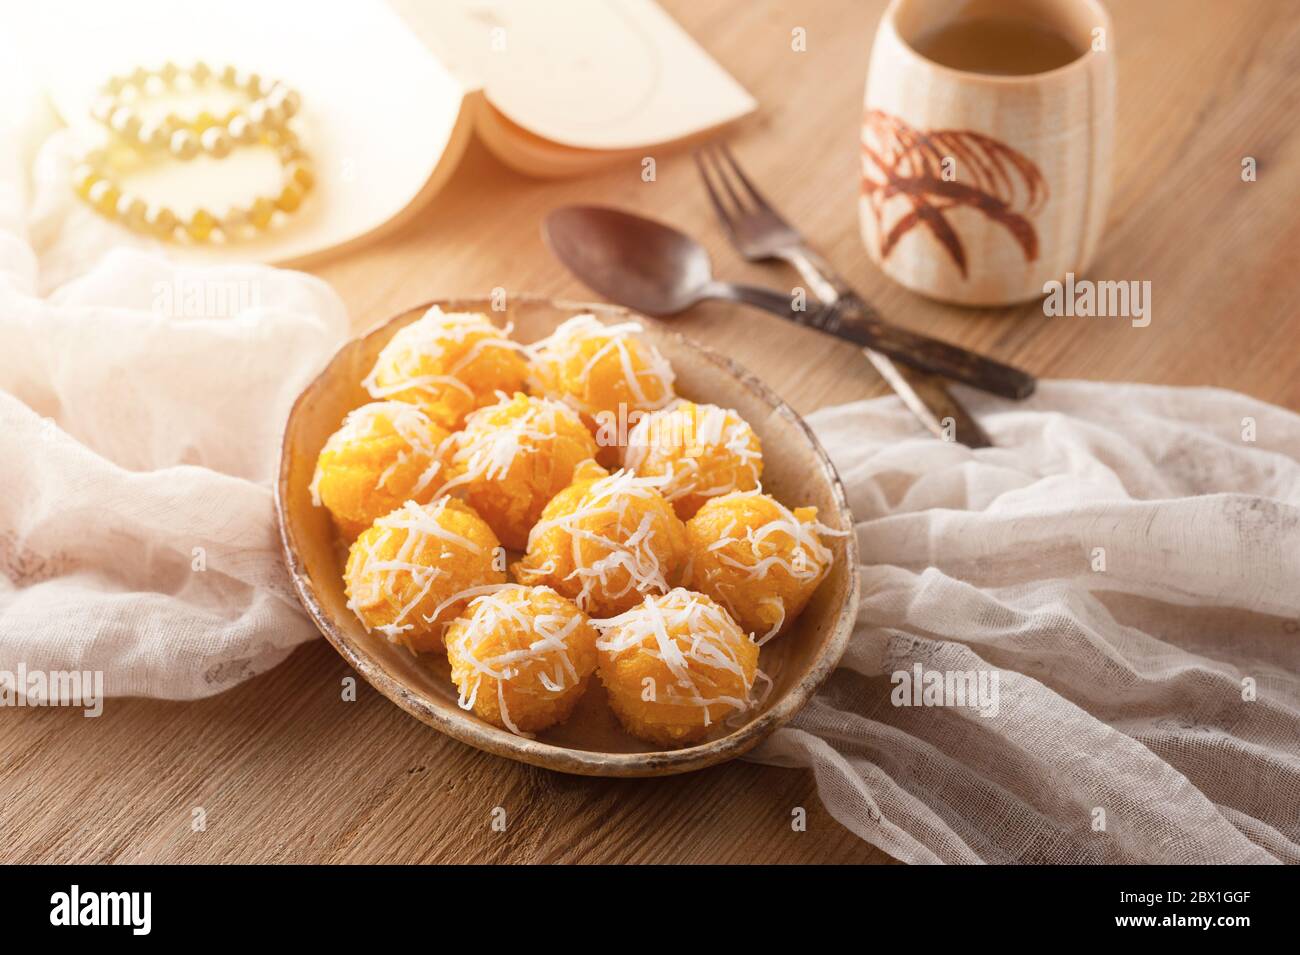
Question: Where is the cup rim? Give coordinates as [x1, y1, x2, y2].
[882, 0, 1115, 85]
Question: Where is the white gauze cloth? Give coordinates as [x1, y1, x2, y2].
[0, 81, 349, 697]
[751, 384, 1300, 864]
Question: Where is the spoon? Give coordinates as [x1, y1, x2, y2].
[544, 205, 1034, 400]
[545, 205, 806, 320]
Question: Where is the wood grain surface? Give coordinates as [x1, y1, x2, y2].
[4, 0, 1298, 864]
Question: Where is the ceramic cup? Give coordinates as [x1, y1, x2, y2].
[860, 0, 1117, 306]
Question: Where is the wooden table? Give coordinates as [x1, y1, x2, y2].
[5, 0, 1297, 864]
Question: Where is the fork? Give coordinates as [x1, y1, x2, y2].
[695, 143, 996, 448]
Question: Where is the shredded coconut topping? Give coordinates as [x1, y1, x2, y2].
[701, 490, 846, 644]
[311, 401, 449, 508]
[593, 588, 760, 723]
[447, 585, 588, 737]
[346, 498, 486, 645]
[525, 467, 678, 611]
[624, 402, 761, 504]
[363, 307, 526, 405]
[441, 395, 587, 494]
[527, 314, 676, 418]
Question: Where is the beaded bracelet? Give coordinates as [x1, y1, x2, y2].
[72, 127, 315, 243]
[90, 61, 302, 162]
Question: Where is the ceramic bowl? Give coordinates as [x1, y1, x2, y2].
[276, 297, 859, 776]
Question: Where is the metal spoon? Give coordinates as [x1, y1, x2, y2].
[544, 206, 1034, 400]
[545, 205, 805, 319]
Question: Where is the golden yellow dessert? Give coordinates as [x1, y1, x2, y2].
[684, 490, 837, 644]
[595, 588, 762, 747]
[513, 460, 688, 617]
[623, 401, 763, 520]
[344, 498, 506, 652]
[442, 393, 599, 550]
[363, 308, 529, 429]
[310, 400, 453, 538]
[527, 314, 675, 439]
[444, 584, 598, 736]
[313, 306, 845, 752]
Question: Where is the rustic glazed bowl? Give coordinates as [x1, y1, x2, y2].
[276, 298, 859, 777]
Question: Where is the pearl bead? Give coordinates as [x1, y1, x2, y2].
[275, 182, 304, 213]
[139, 121, 168, 150]
[248, 197, 274, 229]
[200, 127, 232, 158]
[266, 126, 298, 149]
[110, 107, 142, 138]
[233, 70, 261, 96]
[264, 101, 287, 128]
[145, 205, 177, 236]
[186, 208, 217, 241]
[227, 115, 258, 144]
[87, 179, 120, 215]
[170, 129, 199, 160]
[117, 194, 147, 227]
[288, 162, 314, 190]
[72, 165, 101, 199]
[247, 100, 270, 128]
[222, 205, 250, 231]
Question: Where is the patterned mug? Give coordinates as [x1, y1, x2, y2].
[861, 0, 1117, 306]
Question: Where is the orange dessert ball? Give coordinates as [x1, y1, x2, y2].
[595, 588, 761, 747]
[443, 393, 599, 550]
[623, 401, 763, 519]
[685, 490, 837, 644]
[444, 584, 598, 736]
[527, 314, 675, 437]
[310, 400, 453, 538]
[363, 307, 528, 429]
[513, 460, 688, 617]
[344, 498, 506, 652]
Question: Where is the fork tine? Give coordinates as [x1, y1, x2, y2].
[693, 148, 741, 242]
[717, 143, 776, 217]
[701, 144, 751, 217]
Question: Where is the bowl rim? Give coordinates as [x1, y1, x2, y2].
[275, 296, 860, 777]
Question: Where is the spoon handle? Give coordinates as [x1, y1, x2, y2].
[706, 282, 810, 319]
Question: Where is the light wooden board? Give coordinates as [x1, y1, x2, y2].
[4, 0, 1298, 864]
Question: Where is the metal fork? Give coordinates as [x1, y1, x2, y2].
[695, 143, 993, 448]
